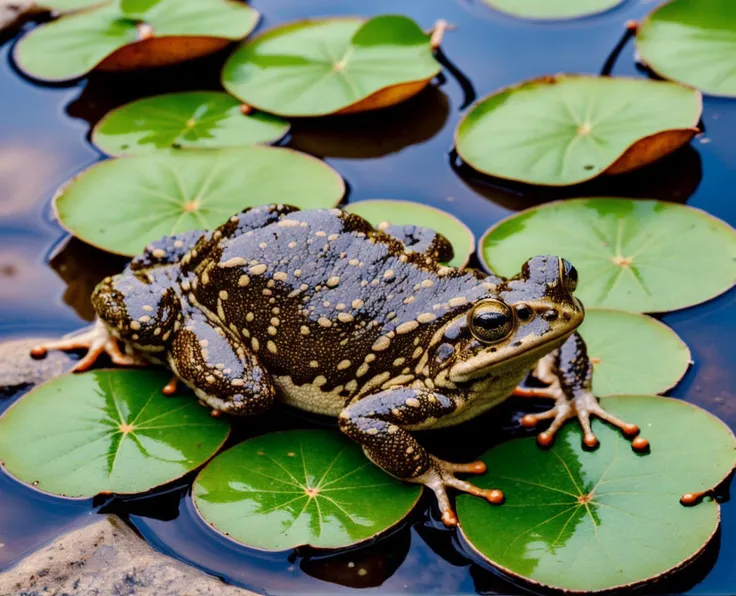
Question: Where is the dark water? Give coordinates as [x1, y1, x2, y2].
[0, 0, 734, 594]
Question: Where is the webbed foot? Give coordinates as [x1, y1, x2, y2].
[30, 319, 147, 372]
[410, 457, 503, 527]
[520, 388, 640, 449]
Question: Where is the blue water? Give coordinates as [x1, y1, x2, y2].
[0, 0, 733, 593]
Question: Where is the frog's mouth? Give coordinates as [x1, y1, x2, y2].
[448, 299, 584, 383]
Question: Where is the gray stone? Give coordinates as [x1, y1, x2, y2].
[0, 337, 75, 397]
[0, 515, 257, 596]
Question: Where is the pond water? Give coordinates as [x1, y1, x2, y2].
[0, 0, 734, 594]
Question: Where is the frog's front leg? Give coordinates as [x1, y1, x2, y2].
[338, 387, 503, 527]
[515, 332, 640, 448]
[169, 313, 274, 415]
[30, 319, 147, 372]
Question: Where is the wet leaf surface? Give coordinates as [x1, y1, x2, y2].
[479, 198, 736, 312]
[580, 309, 691, 396]
[482, 0, 624, 20]
[222, 15, 441, 117]
[92, 91, 289, 156]
[54, 146, 345, 256]
[0, 369, 230, 497]
[457, 395, 736, 593]
[193, 429, 422, 551]
[14, 0, 259, 81]
[637, 0, 736, 98]
[346, 199, 474, 268]
[455, 75, 701, 186]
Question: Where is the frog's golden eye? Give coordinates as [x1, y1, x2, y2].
[468, 299, 515, 344]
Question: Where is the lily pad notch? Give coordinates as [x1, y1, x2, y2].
[222, 15, 444, 117]
[0, 369, 230, 498]
[91, 91, 290, 156]
[455, 75, 702, 187]
[193, 429, 422, 551]
[14, 0, 260, 82]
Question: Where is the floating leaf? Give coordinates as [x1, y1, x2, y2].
[92, 92, 289, 156]
[457, 395, 736, 593]
[193, 429, 422, 551]
[222, 15, 441, 117]
[54, 146, 345, 256]
[482, 0, 624, 20]
[346, 200, 474, 268]
[0, 369, 229, 497]
[455, 75, 701, 186]
[636, 0, 736, 98]
[479, 198, 736, 313]
[579, 309, 691, 396]
[14, 0, 259, 82]
[40, 0, 108, 12]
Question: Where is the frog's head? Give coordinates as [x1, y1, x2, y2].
[91, 269, 179, 352]
[443, 256, 584, 383]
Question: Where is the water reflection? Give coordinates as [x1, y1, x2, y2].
[454, 143, 703, 212]
[289, 86, 450, 160]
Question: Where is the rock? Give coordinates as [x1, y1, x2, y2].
[0, 337, 76, 397]
[0, 515, 256, 595]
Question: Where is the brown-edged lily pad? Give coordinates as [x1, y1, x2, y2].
[455, 75, 702, 187]
[14, 0, 259, 82]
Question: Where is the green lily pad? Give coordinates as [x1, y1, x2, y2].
[0, 369, 229, 498]
[455, 75, 702, 186]
[482, 0, 624, 20]
[346, 200, 474, 268]
[54, 146, 345, 256]
[636, 0, 736, 98]
[579, 309, 691, 396]
[92, 92, 290, 156]
[479, 198, 736, 313]
[193, 429, 422, 551]
[457, 395, 736, 593]
[41, 0, 108, 12]
[14, 0, 259, 82]
[222, 15, 441, 117]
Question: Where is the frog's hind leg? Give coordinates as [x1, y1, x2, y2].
[168, 312, 275, 416]
[380, 223, 454, 264]
[514, 332, 640, 448]
[338, 387, 503, 527]
[30, 319, 147, 372]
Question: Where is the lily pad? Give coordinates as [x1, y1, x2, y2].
[579, 309, 691, 396]
[455, 75, 702, 186]
[346, 200, 474, 268]
[92, 92, 290, 156]
[54, 146, 345, 256]
[14, 0, 259, 82]
[479, 198, 736, 313]
[0, 369, 229, 497]
[636, 0, 736, 98]
[457, 395, 736, 593]
[193, 429, 422, 551]
[482, 0, 624, 20]
[222, 15, 441, 117]
[40, 0, 108, 12]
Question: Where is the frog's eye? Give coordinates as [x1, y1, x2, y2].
[467, 299, 515, 344]
[560, 259, 578, 293]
